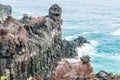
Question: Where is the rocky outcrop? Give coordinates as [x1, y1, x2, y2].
[95, 71, 120, 80]
[51, 55, 94, 80]
[1, 4, 119, 80]
[51, 56, 120, 80]
[0, 4, 88, 80]
[0, 4, 12, 23]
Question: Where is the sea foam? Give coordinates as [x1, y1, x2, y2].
[77, 40, 99, 60]
[112, 29, 120, 36]
[67, 40, 99, 62]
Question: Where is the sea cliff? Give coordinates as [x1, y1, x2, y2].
[0, 4, 88, 80]
[0, 4, 120, 80]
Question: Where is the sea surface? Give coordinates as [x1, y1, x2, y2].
[0, 0, 120, 74]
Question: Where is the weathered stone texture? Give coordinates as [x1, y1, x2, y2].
[51, 55, 94, 80]
[1, 4, 118, 80]
[0, 4, 88, 80]
[0, 4, 12, 23]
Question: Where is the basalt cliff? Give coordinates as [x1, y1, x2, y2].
[0, 4, 120, 80]
[0, 4, 88, 80]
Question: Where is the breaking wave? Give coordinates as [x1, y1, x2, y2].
[66, 40, 99, 63]
[77, 40, 99, 60]
[66, 37, 120, 74]
[75, 39, 120, 74]
[112, 29, 120, 36]
[64, 31, 100, 41]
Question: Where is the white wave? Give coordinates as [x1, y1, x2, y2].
[112, 29, 120, 36]
[64, 31, 100, 41]
[62, 25, 84, 29]
[111, 23, 120, 27]
[81, 31, 100, 35]
[110, 54, 120, 60]
[81, 32, 91, 35]
[64, 36, 76, 41]
[100, 53, 120, 61]
[77, 40, 99, 60]
[65, 40, 99, 62]
[90, 40, 99, 47]
[77, 41, 120, 61]
[64, 36, 100, 60]
[20, 11, 34, 15]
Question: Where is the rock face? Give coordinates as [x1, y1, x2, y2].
[51, 55, 94, 80]
[0, 4, 12, 23]
[0, 4, 88, 80]
[95, 71, 120, 80]
[1, 4, 119, 80]
[51, 56, 120, 80]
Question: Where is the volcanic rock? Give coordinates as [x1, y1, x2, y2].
[51, 55, 94, 80]
[0, 4, 88, 80]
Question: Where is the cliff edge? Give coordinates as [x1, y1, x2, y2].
[0, 4, 88, 80]
[0, 4, 119, 80]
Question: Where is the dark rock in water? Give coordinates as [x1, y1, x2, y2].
[0, 4, 88, 80]
[96, 70, 112, 80]
[72, 36, 89, 47]
[1, 3, 119, 80]
[95, 70, 120, 80]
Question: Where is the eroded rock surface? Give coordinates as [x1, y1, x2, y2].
[51, 55, 94, 80]
[1, 4, 119, 80]
[0, 4, 88, 80]
[0, 4, 12, 23]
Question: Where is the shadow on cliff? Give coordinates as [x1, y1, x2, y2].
[0, 4, 120, 80]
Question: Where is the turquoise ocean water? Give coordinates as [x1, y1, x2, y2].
[0, 0, 120, 74]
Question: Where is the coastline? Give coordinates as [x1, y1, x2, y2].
[0, 3, 120, 80]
